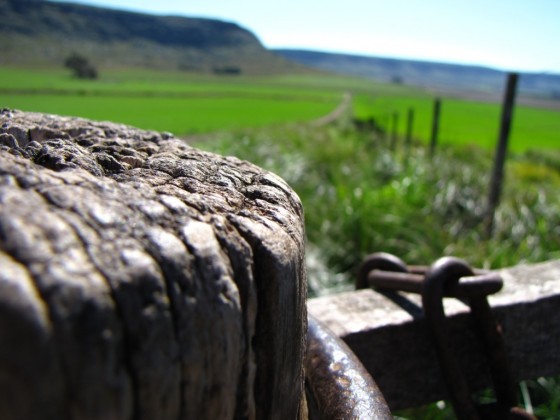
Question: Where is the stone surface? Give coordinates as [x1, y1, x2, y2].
[0, 109, 307, 420]
[308, 259, 560, 410]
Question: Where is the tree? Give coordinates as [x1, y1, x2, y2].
[64, 53, 98, 79]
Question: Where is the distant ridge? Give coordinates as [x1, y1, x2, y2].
[0, 0, 304, 74]
[2, 0, 559, 97]
[274, 49, 560, 99]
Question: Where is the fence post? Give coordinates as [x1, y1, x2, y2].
[406, 107, 414, 148]
[378, 114, 389, 141]
[391, 112, 398, 151]
[485, 73, 519, 237]
[430, 98, 441, 156]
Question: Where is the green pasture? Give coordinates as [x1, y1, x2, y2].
[0, 67, 339, 97]
[197, 122, 560, 419]
[2, 93, 339, 134]
[0, 67, 353, 134]
[2, 65, 560, 419]
[1, 66, 559, 151]
[354, 93, 560, 153]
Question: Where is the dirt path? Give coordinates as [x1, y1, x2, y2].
[309, 92, 353, 127]
[183, 92, 354, 145]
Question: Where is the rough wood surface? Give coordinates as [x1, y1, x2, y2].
[0, 109, 307, 420]
[308, 260, 560, 410]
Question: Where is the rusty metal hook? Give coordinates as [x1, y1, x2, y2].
[357, 252, 535, 419]
[423, 257, 534, 420]
[356, 252, 409, 290]
[422, 257, 483, 419]
[305, 314, 392, 419]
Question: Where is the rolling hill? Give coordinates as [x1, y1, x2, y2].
[2, 0, 559, 99]
[274, 49, 560, 99]
[0, 0, 305, 75]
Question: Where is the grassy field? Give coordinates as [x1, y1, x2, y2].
[2, 66, 559, 269]
[3, 66, 560, 153]
[353, 92, 560, 152]
[3, 93, 340, 134]
[197, 122, 560, 293]
[2, 65, 560, 417]
[0, 67, 349, 134]
[195, 120, 560, 419]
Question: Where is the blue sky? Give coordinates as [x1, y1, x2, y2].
[52, 0, 560, 73]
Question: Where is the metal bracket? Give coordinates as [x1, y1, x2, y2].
[357, 252, 535, 419]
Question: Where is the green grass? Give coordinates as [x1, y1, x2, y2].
[3, 67, 359, 102]
[354, 93, 560, 153]
[2, 64, 560, 417]
[1, 67, 362, 134]
[195, 122, 560, 293]
[2, 65, 558, 277]
[1, 93, 337, 134]
[0, 67, 352, 98]
[2, 66, 559, 152]
[2, 64, 559, 280]
[195, 121, 560, 418]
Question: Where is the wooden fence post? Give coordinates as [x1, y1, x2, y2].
[0, 110, 308, 420]
[381, 114, 390, 141]
[430, 98, 441, 156]
[390, 112, 398, 151]
[485, 73, 519, 236]
[405, 107, 414, 148]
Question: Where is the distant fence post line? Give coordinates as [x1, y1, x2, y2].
[367, 74, 520, 238]
[430, 98, 441, 156]
[485, 72, 519, 236]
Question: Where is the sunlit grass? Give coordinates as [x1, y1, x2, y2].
[195, 122, 560, 295]
[2, 66, 559, 152]
[2, 93, 336, 134]
[2, 64, 559, 416]
[195, 121, 560, 417]
[355, 93, 560, 153]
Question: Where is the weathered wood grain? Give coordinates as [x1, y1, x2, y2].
[0, 109, 307, 420]
[308, 260, 560, 410]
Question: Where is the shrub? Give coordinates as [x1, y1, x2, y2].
[64, 53, 98, 79]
